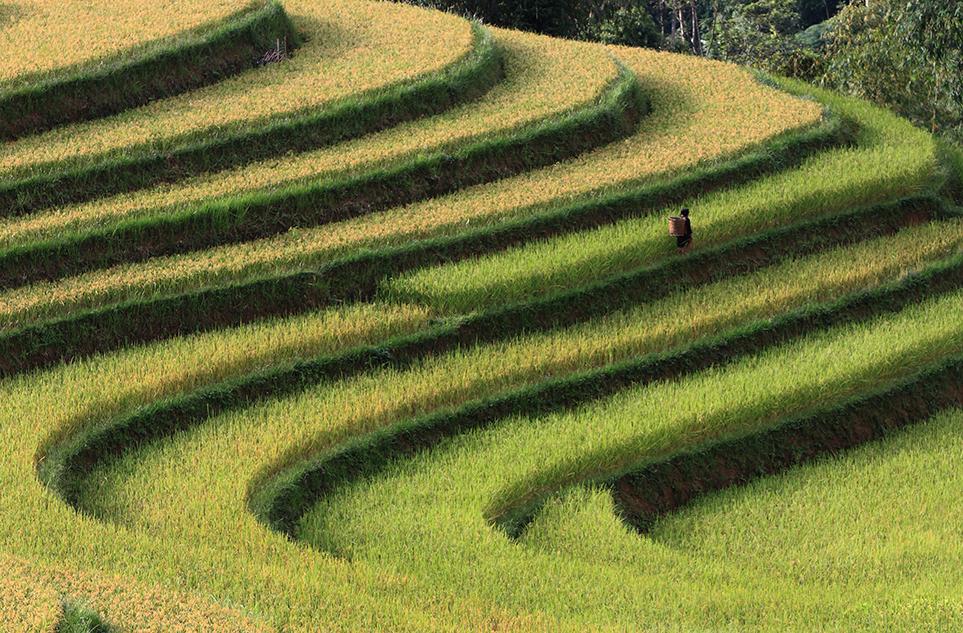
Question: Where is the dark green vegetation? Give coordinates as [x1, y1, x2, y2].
[57, 603, 112, 633]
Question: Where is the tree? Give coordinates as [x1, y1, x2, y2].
[796, 0, 841, 27]
[581, 4, 664, 48]
[705, 0, 802, 63]
[823, 0, 963, 140]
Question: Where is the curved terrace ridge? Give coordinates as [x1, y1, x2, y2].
[39, 200, 961, 524]
[0, 21, 503, 216]
[0, 48, 826, 341]
[2, 4, 962, 628]
[0, 61, 643, 289]
[0, 0, 298, 140]
[0, 113, 839, 377]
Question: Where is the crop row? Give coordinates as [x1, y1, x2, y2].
[300, 293, 962, 631]
[1, 196, 954, 632]
[513, 406, 963, 627]
[2, 5, 958, 627]
[44, 206, 963, 514]
[0, 0, 248, 88]
[0, 0, 476, 185]
[387, 80, 942, 313]
[0, 88, 829, 369]
[49, 222, 963, 546]
[0, 42, 820, 328]
[0, 1, 297, 140]
[642, 407, 963, 601]
[0, 51, 638, 289]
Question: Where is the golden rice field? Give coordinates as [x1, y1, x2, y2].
[0, 0, 960, 630]
[0, 0, 248, 88]
[0, 44, 818, 328]
[0, 554, 271, 632]
[0, 26, 611, 243]
[0, 0, 474, 175]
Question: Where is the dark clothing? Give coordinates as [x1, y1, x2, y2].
[676, 217, 692, 248]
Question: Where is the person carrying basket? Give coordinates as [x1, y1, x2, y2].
[669, 208, 693, 253]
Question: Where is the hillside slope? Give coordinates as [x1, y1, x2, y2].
[0, 0, 959, 630]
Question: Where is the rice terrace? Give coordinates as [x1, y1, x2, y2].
[0, 0, 960, 630]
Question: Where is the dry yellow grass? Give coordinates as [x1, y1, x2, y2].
[0, 553, 274, 632]
[0, 46, 818, 328]
[0, 0, 474, 176]
[0, 0, 248, 88]
[0, 555, 60, 633]
[0, 26, 612, 251]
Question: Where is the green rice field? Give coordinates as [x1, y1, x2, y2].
[0, 0, 959, 630]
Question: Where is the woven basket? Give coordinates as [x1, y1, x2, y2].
[669, 216, 687, 237]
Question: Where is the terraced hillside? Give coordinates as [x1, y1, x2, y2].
[0, 0, 960, 630]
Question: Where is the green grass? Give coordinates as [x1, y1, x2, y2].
[0, 43, 819, 333]
[0, 3, 959, 629]
[520, 407, 963, 626]
[297, 292, 963, 630]
[649, 408, 963, 593]
[387, 80, 941, 314]
[57, 603, 111, 633]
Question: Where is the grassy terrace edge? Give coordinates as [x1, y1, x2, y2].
[35, 197, 959, 515]
[0, 115, 841, 372]
[257, 251, 963, 537]
[0, 23, 504, 216]
[0, 61, 643, 284]
[58, 602, 113, 633]
[607, 360, 963, 534]
[0, 0, 298, 141]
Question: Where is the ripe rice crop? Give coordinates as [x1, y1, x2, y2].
[2, 0, 960, 628]
[301, 291, 963, 630]
[386, 82, 941, 313]
[0, 225, 954, 631]
[0, 45, 818, 329]
[0, 554, 274, 632]
[0, 0, 475, 177]
[70, 233, 961, 616]
[0, 0, 248, 89]
[0, 556, 59, 632]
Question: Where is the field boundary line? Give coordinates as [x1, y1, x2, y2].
[0, 23, 504, 216]
[0, 0, 297, 141]
[36, 226, 963, 523]
[0, 61, 643, 283]
[254, 259, 963, 538]
[605, 360, 963, 534]
[0, 115, 845, 369]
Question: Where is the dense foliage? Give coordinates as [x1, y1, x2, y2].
[823, 0, 962, 142]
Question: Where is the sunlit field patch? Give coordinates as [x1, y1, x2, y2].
[300, 292, 963, 631]
[0, 0, 960, 629]
[0, 45, 819, 328]
[0, 0, 474, 176]
[386, 83, 938, 313]
[0, 0, 248, 88]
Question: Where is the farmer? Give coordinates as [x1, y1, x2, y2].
[676, 208, 693, 253]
